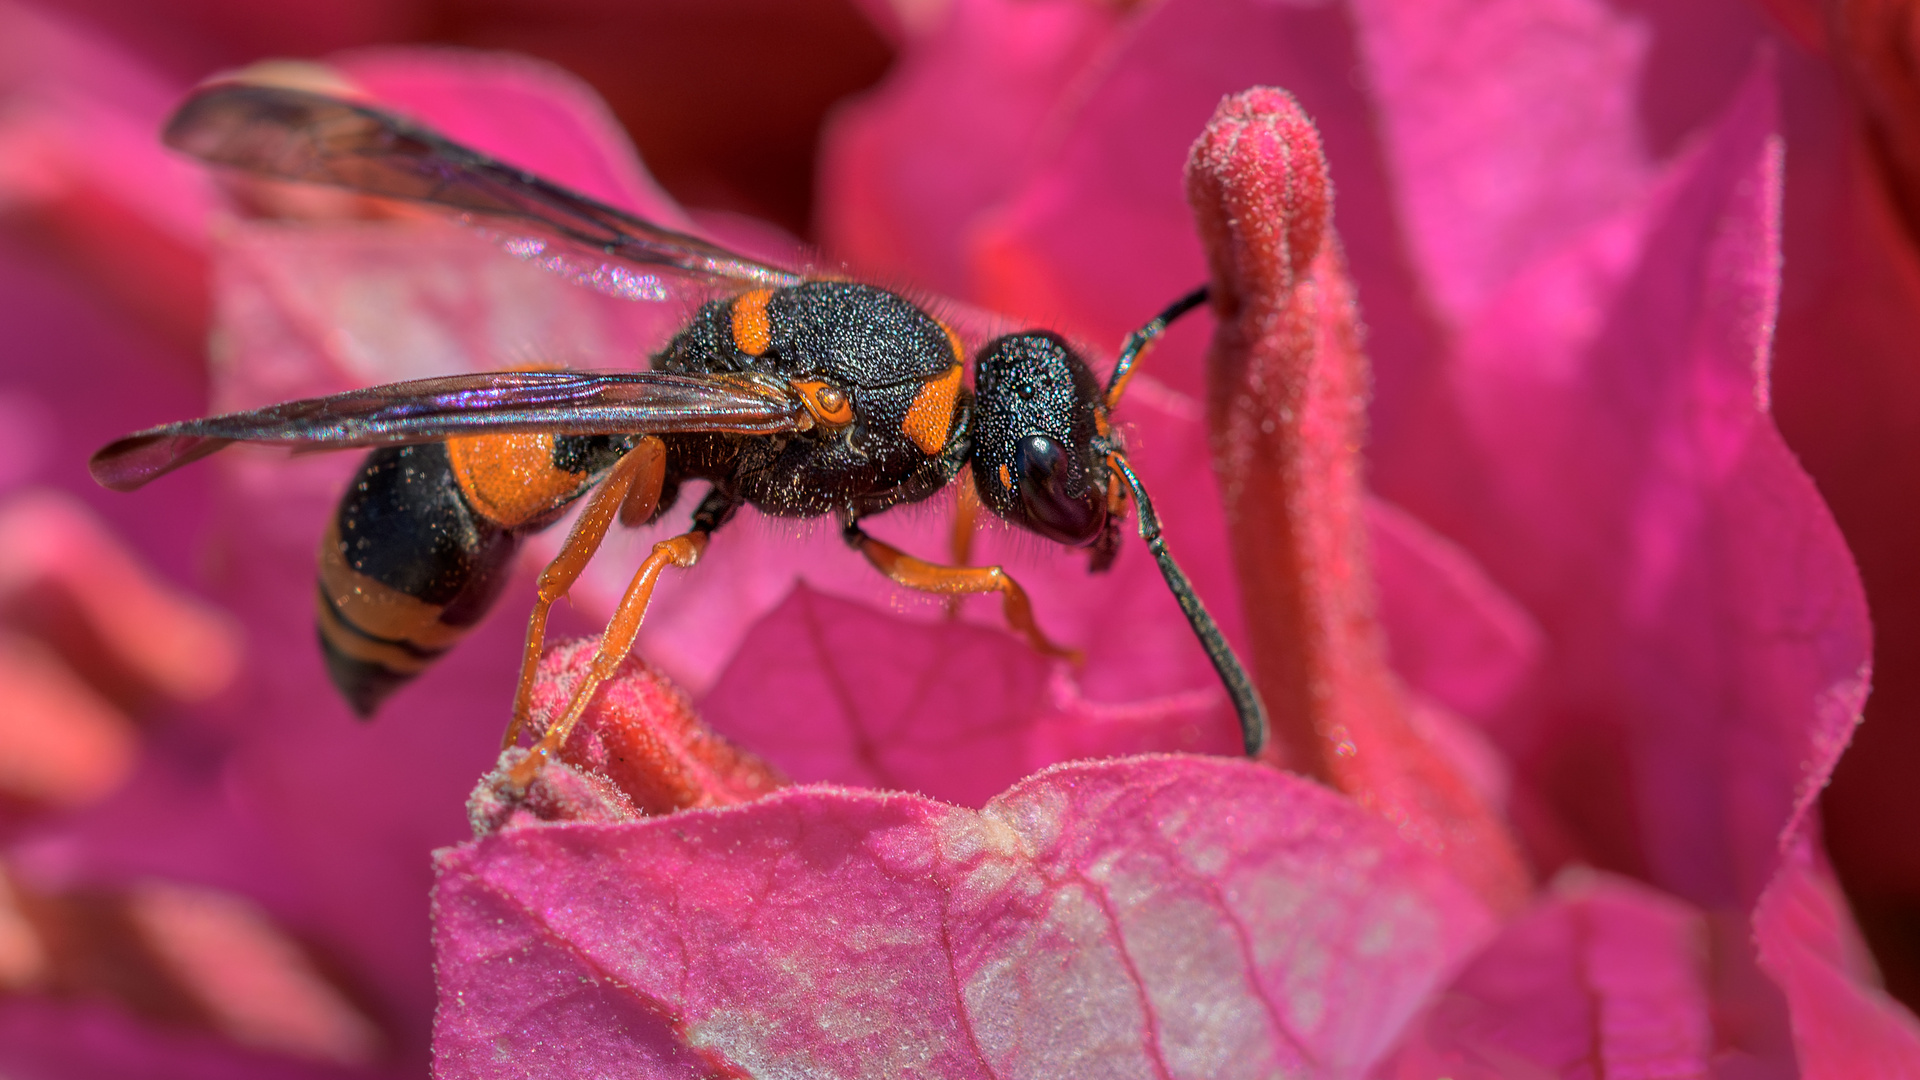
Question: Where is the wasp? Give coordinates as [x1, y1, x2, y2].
[90, 82, 1269, 767]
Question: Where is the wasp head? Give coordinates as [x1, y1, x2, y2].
[970, 331, 1114, 552]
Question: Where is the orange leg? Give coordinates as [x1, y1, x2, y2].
[845, 520, 1082, 663]
[616, 437, 667, 527]
[509, 527, 709, 788]
[1105, 454, 1128, 518]
[945, 469, 981, 618]
[502, 438, 664, 749]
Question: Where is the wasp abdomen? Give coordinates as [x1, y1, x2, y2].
[317, 434, 625, 716]
[317, 442, 524, 716]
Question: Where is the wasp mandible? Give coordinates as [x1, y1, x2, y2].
[90, 83, 1269, 765]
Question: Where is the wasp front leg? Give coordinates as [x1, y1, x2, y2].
[843, 518, 1081, 663]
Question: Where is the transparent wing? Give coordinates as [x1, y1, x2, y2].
[165, 82, 805, 291]
[92, 370, 808, 491]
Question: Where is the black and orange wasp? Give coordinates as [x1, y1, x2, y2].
[89, 82, 1269, 768]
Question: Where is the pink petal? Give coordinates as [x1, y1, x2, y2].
[0, 864, 385, 1071]
[1823, 0, 1920, 236]
[1347, 0, 1654, 327]
[1429, 62, 1870, 909]
[0, 1, 215, 352]
[119, 879, 385, 1064]
[0, 998, 391, 1080]
[700, 584, 1236, 809]
[1751, 0, 1827, 53]
[0, 2, 213, 244]
[433, 756, 1495, 1077]
[1755, 832, 1920, 1073]
[817, 0, 1124, 297]
[1368, 498, 1545, 724]
[1377, 872, 1717, 1079]
[0, 489, 240, 704]
[1772, 12, 1920, 1001]
[0, 628, 135, 807]
[0, 490, 241, 810]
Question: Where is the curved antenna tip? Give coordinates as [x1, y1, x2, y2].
[1109, 454, 1268, 757]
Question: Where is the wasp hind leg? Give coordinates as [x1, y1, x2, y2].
[503, 437, 666, 750]
[510, 487, 739, 788]
[844, 518, 1081, 663]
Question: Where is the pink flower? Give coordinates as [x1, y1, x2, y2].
[6, 0, 1920, 1076]
[418, 3, 1912, 1074]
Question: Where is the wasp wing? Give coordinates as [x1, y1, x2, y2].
[164, 82, 805, 291]
[92, 370, 808, 491]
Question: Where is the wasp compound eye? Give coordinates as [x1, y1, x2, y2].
[1016, 433, 1105, 545]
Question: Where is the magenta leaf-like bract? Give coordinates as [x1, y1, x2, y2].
[1379, 872, 1719, 1078]
[10, 0, 1918, 1072]
[1755, 834, 1920, 1073]
[1429, 62, 1869, 911]
[433, 756, 1494, 1078]
[699, 584, 1237, 809]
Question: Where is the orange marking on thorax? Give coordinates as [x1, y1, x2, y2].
[731, 289, 775, 356]
[446, 433, 589, 528]
[792, 380, 854, 429]
[903, 366, 963, 455]
[936, 319, 966, 368]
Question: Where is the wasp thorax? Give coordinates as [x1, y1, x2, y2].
[971, 331, 1109, 546]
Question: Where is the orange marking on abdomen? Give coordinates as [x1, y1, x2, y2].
[902, 366, 963, 455]
[315, 592, 434, 674]
[731, 289, 775, 356]
[446, 433, 589, 528]
[317, 519, 465, 650]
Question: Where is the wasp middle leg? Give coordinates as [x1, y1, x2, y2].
[944, 469, 982, 619]
[843, 518, 1081, 662]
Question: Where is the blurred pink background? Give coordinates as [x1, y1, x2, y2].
[3, 0, 1919, 1075]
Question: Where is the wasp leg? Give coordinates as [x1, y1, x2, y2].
[510, 490, 738, 788]
[843, 518, 1082, 663]
[616, 437, 668, 528]
[503, 437, 666, 749]
[944, 468, 981, 618]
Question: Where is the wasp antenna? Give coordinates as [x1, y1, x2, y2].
[1103, 285, 1211, 410]
[1109, 454, 1268, 757]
